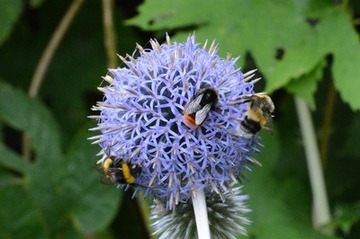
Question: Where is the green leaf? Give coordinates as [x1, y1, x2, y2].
[0, 0, 139, 144]
[22, 125, 122, 235]
[0, 82, 66, 235]
[331, 12, 360, 111]
[0, 82, 122, 235]
[64, 125, 122, 233]
[238, 133, 338, 239]
[0, 183, 48, 239]
[0, 144, 31, 174]
[128, 0, 360, 110]
[0, 0, 22, 46]
[330, 202, 360, 234]
[128, 0, 330, 70]
[286, 60, 325, 110]
[0, 81, 62, 164]
[0, 82, 65, 233]
[126, 0, 209, 29]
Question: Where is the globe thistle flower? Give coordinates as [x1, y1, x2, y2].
[89, 34, 263, 237]
[151, 186, 251, 239]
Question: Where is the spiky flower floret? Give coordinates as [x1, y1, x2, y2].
[90, 34, 260, 210]
[151, 186, 251, 239]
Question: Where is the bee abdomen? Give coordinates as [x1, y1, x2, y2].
[240, 116, 262, 135]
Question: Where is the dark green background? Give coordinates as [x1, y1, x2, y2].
[0, 0, 359, 238]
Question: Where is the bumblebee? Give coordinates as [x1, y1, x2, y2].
[238, 93, 274, 138]
[183, 88, 219, 127]
[96, 156, 142, 185]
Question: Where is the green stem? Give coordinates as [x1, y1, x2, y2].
[294, 97, 332, 234]
[23, 0, 85, 160]
[320, 81, 336, 166]
[29, 0, 85, 97]
[102, 0, 117, 68]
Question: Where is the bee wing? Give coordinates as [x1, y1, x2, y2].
[94, 164, 116, 185]
[195, 104, 212, 125]
[99, 174, 116, 185]
[94, 164, 105, 174]
[183, 93, 203, 114]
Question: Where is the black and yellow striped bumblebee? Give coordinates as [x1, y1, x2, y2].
[96, 156, 142, 185]
[238, 93, 275, 138]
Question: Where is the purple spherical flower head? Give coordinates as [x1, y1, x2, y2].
[90, 34, 260, 210]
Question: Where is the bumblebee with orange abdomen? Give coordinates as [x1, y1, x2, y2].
[96, 156, 142, 185]
[238, 93, 274, 138]
[183, 88, 219, 128]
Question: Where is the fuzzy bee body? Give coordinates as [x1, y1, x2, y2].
[183, 88, 219, 127]
[238, 94, 274, 138]
[96, 156, 142, 185]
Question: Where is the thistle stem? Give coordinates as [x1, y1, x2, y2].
[192, 189, 211, 239]
[294, 97, 332, 233]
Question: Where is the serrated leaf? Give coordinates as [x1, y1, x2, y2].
[0, 0, 22, 45]
[266, 30, 328, 92]
[331, 12, 360, 111]
[126, 0, 209, 29]
[128, 0, 329, 70]
[128, 0, 360, 110]
[286, 60, 325, 110]
[269, 9, 360, 110]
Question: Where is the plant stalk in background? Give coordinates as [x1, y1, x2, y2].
[23, 0, 85, 160]
[295, 97, 332, 234]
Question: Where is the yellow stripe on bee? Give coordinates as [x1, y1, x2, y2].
[122, 162, 136, 184]
[247, 110, 266, 127]
[103, 158, 113, 177]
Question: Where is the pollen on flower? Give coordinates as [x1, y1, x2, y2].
[89, 34, 262, 210]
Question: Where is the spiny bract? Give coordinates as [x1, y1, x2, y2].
[90, 34, 261, 210]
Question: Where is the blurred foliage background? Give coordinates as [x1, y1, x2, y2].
[0, 0, 360, 238]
